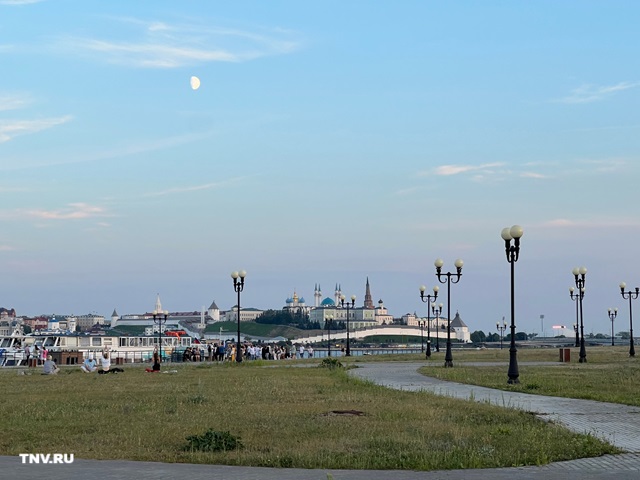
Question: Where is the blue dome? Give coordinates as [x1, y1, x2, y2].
[320, 297, 335, 306]
[299, 297, 306, 303]
[286, 298, 293, 304]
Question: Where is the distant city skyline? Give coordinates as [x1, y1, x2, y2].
[1, 1, 639, 336]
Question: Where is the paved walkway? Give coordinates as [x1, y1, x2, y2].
[2, 361, 640, 479]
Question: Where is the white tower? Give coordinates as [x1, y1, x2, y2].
[111, 309, 119, 328]
[208, 300, 220, 323]
[314, 284, 322, 307]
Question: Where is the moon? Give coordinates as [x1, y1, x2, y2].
[190, 76, 201, 90]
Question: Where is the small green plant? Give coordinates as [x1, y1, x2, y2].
[320, 357, 343, 370]
[183, 429, 243, 452]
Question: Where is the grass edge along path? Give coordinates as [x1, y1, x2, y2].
[0, 362, 619, 471]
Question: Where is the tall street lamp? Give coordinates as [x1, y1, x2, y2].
[340, 294, 356, 356]
[419, 285, 439, 359]
[417, 320, 425, 353]
[572, 266, 588, 363]
[496, 317, 507, 350]
[435, 258, 463, 368]
[502, 225, 523, 384]
[608, 308, 618, 346]
[619, 282, 639, 357]
[569, 287, 580, 347]
[431, 302, 443, 352]
[231, 270, 247, 363]
[325, 315, 334, 357]
[153, 309, 168, 361]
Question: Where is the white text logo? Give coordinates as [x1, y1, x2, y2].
[19, 454, 74, 464]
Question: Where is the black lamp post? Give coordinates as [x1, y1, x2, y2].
[501, 224, 523, 384]
[417, 320, 425, 353]
[431, 302, 443, 352]
[569, 287, 580, 347]
[153, 309, 168, 361]
[434, 258, 463, 368]
[572, 266, 587, 363]
[325, 315, 334, 357]
[619, 282, 639, 357]
[608, 308, 618, 346]
[340, 294, 356, 357]
[496, 317, 507, 350]
[231, 270, 247, 363]
[419, 285, 439, 359]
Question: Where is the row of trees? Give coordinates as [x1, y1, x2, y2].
[470, 330, 632, 344]
[255, 310, 322, 330]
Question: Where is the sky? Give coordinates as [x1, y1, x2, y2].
[1, 0, 639, 337]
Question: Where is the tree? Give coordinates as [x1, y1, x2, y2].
[618, 331, 631, 340]
[470, 330, 486, 343]
[486, 332, 500, 342]
[23, 325, 32, 334]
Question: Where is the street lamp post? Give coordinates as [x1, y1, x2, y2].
[569, 287, 580, 347]
[418, 320, 425, 353]
[619, 282, 639, 357]
[231, 270, 247, 363]
[572, 266, 587, 363]
[434, 258, 463, 368]
[153, 309, 168, 361]
[608, 308, 618, 347]
[431, 302, 443, 352]
[496, 318, 507, 350]
[502, 225, 523, 384]
[419, 285, 439, 359]
[326, 315, 334, 357]
[340, 294, 356, 356]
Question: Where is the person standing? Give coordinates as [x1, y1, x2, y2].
[299, 344, 305, 359]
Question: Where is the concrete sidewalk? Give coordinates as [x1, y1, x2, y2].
[3, 361, 639, 479]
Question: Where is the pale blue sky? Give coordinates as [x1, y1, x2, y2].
[1, 1, 639, 336]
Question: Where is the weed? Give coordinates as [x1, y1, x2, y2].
[184, 429, 243, 452]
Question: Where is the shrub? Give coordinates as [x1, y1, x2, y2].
[319, 357, 343, 370]
[183, 429, 243, 452]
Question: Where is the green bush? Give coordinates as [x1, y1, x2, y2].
[183, 429, 243, 452]
[320, 357, 343, 370]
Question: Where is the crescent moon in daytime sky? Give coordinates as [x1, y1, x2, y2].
[190, 76, 201, 90]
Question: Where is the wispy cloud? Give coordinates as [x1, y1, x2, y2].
[26, 203, 110, 220]
[540, 218, 640, 229]
[0, 94, 32, 111]
[520, 172, 547, 179]
[0, 0, 45, 5]
[55, 18, 301, 68]
[420, 162, 505, 177]
[143, 177, 245, 197]
[558, 82, 639, 104]
[0, 115, 72, 143]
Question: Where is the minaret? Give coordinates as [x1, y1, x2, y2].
[364, 277, 374, 309]
[314, 284, 322, 307]
[154, 293, 162, 313]
[334, 283, 340, 305]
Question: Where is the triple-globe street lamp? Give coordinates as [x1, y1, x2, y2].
[571, 266, 587, 363]
[434, 258, 463, 368]
[340, 294, 356, 357]
[619, 282, 639, 357]
[431, 302, 443, 352]
[569, 287, 580, 348]
[496, 318, 507, 350]
[501, 224, 523, 384]
[152, 309, 168, 362]
[419, 285, 439, 359]
[608, 308, 618, 347]
[231, 270, 247, 363]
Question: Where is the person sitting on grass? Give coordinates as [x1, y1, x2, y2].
[98, 348, 124, 374]
[80, 354, 97, 373]
[145, 348, 161, 373]
[42, 355, 60, 375]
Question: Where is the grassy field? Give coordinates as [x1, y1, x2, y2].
[415, 345, 640, 406]
[0, 360, 618, 470]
